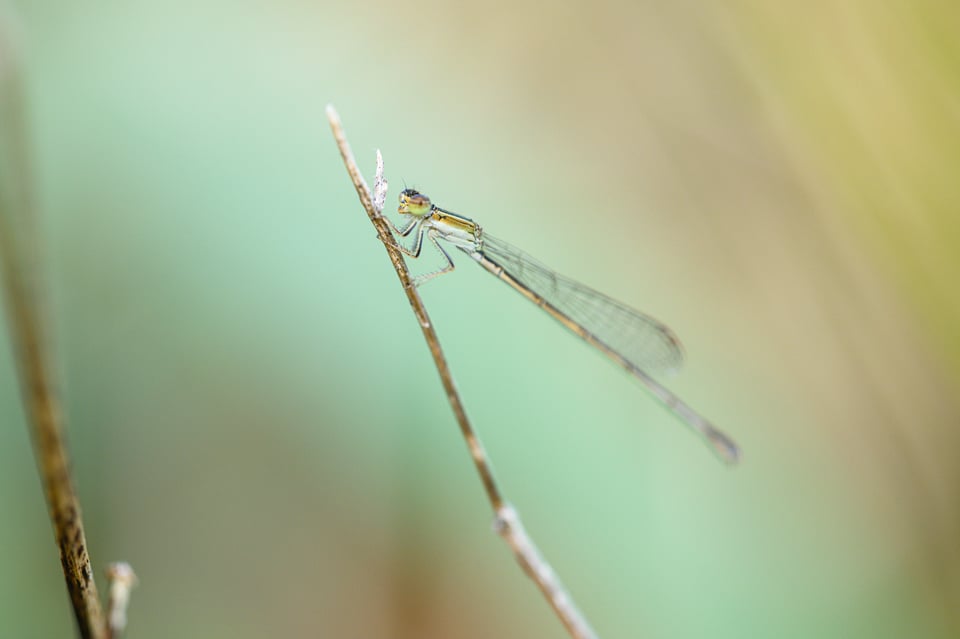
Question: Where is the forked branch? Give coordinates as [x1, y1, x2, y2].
[326, 106, 598, 639]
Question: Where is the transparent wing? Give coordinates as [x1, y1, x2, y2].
[478, 234, 685, 375]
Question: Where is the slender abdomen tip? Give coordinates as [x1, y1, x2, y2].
[710, 432, 742, 465]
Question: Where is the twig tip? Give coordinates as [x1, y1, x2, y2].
[105, 562, 138, 638]
[374, 149, 388, 211]
[105, 562, 137, 586]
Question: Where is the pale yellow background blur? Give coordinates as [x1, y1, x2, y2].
[1, 1, 958, 638]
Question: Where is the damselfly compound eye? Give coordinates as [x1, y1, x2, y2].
[399, 189, 432, 217]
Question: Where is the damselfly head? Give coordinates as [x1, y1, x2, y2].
[399, 189, 432, 217]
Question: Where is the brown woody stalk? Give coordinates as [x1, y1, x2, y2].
[326, 106, 598, 639]
[0, 19, 108, 639]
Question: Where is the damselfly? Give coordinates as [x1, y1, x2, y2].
[382, 188, 740, 464]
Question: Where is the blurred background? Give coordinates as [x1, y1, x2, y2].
[1, 1, 958, 637]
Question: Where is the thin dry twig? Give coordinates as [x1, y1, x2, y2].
[0, 19, 108, 639]
[326, 105, 598, 639]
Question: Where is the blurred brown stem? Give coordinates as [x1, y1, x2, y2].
[326, 105, 598, 639]
[0, 18, 108, 639]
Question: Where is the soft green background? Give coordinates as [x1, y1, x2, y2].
[2, 1, 958, 638]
